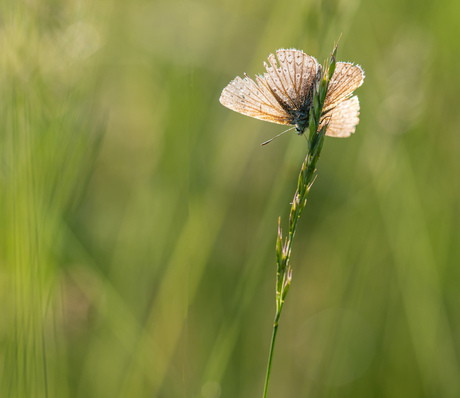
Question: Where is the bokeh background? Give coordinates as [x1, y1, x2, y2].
[1, 0, 460, 397]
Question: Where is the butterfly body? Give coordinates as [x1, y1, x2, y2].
[220, 49, 364, 138]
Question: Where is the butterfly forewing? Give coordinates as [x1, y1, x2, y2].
[219, 75, 294, 125]
[323, 62, 364, 113]
[263, 50, 318, 112]
[219, 75, 293, 125]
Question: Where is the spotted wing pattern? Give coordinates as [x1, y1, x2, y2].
[323, 62, 364, 113]
[219, 49, 319, 125]
[219, 74, 293, 125]
[263, 49, 319, 112]
[321, 96, 360, 137]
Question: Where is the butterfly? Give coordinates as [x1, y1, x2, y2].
[219, 49, 364, 138]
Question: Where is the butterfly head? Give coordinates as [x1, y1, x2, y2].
[294, 113, 310, 135]
[295, 121, 308, 135]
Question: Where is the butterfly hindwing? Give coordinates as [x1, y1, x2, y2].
[322, 96, 360, 137]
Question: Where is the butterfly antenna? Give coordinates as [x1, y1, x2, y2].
[261, 126, 296, 146]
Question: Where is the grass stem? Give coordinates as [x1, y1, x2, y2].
[262, 40, 339, 398]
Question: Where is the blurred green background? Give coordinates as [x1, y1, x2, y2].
[1, 0, 460, 397]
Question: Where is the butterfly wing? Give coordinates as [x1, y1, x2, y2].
[322, 96, 360, 137]
[220, 53, 363, 136]
[323, 62, 364, 113]
[263, 49, 319, 112]
[219, 74, 293, 125]
[219, 49, 319, 125]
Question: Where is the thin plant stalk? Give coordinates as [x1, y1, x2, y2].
[262, 41, 339, 398]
